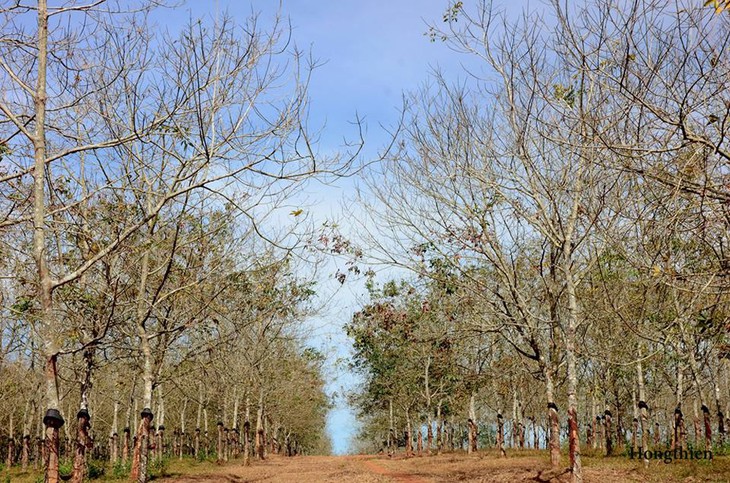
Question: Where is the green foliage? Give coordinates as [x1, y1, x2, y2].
[87, 459, 106, 479]
[112, 459, 131, 479]
[0, 142, 11, 161]
[443, 1, 463, 23]
[58, 460, 73, 479]
[10, 296, 33, 314]
[149, 458, 169, 478]
[553, 83, 576, 108]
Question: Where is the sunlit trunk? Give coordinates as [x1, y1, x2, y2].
[564, 258, 582, 482]
[70, 410, 91, 483]
[6, 415, 14, 467]
[130, 409, 153, 483]
[546, 369, 560, 468]
[244, 395, 251, 466]
[255, 389, 265, 460]
[467, 393, 477, 454]
[405, 409, 413, 457]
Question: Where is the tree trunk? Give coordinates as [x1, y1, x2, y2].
[194, 429, 200, 460]
[546, 368, 560, 468]
[565, 268, 582, 482]
[711, 363, 725, 446]
[244, 394, 251, 466]
[110, 392, 119, 465]
[673, 407, 684, 451]
[33, 3, 65, 480]
[405, 412, 413, 457]
[604, 410, 613, 456]
[435, 402, 442, 455]
[511, 390, 518, 449]
[71, 410, 91, 483]
[22, 435, 30, 470]
[427, 418, 433, 454]
[123, 428, 130, 464]
[449, 416, 455, 451]
[614, 393, 623, 451]
[702, 404, 712, 451]
[496, 413, 506, 457]
[130, 231, 156, 481]
[180, 398, 187, 460]
[157, 425, 165, 462]
[216, 422, 224, 463]
[6, 414, 14, 467]
[388, 398, 395, 456]
[195, 382, 203, 458]
[130, 409, 153, 483]
[693, 399, 701, 448]
[637, 360, 650, 461]
[255, 389, 265, 461]
[672, 368, 684, 451]
[467, 393, 477, 454]
[122, 383, 134, 464]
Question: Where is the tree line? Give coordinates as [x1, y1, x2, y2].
[0, 1, 344, 481]
[344, 1, 730, 482]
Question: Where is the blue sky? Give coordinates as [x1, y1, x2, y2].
[175, 0, 477, 152]
[165, 0, 526, 454]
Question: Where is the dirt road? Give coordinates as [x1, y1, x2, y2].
[158, 451, 728, 482]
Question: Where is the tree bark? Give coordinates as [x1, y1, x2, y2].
[546, 368, 560, 468]
[123, 428, 130, 464]
[21, 434, 29, 471]
[565, 266, 582, 482]
[71, 410, 91, 483]
[405, 413, 413, 457]
[255, 389, 265, 461]
[6, 414, 14, 467]
[435, 402, 442, 455]
[388, 398, 395, 456]
[693, 399, 702, 448]
[244, 394, 251, 466]
[467, 393, 477, 454]
[703, 404, 712, 451]
[130, 409, 153, 483]
[216, 422, 224, 463]
[604, 410, 613, 456]
[637, 359, 650, 460]
[496, 413, 506, 457]
[32, 1, 65, 480]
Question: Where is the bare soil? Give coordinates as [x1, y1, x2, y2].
[157, 450, 730, 483]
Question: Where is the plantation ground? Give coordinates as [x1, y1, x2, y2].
[154, 451, 730, 482]
[4, 450, 730, 482]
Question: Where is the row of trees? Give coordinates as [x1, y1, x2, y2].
[345, 1, 730, 482]
[0, 1, 346, 481]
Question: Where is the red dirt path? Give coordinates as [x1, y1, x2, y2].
[158, 451, 728, 482]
